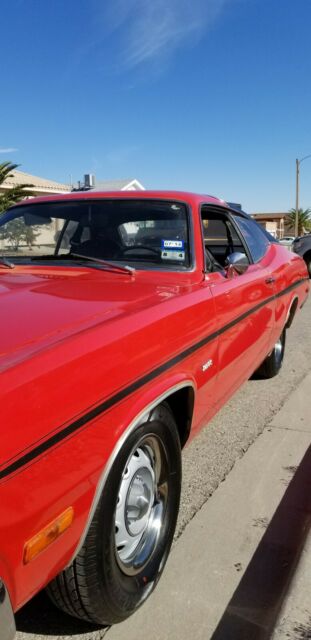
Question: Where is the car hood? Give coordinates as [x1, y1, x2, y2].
[0, 267, 178, 369]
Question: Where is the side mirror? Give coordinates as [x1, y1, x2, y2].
[225, 252, 249, 277]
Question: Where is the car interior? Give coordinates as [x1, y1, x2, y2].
[60, 201, 191, 268]
[201, 207, 248, 270]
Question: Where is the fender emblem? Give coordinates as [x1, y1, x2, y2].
[202, 359, 213, 372]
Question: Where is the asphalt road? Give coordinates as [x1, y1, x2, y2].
[15, 295, 311, 640]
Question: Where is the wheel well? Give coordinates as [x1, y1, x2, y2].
[285, 297, 299, 329]
[164, 386, 195, 448]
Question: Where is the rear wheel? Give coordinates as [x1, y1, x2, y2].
[47, 405, 181, 625]
[304, 254, 311, 278]
[255, 329, 286, 379]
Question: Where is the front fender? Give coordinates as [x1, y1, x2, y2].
[69, 376, 196, 563]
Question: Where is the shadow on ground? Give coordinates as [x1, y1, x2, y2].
[210, 444, 311, 640]
[16, 590, 107, 637]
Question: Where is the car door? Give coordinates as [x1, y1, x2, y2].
[201, 205, 276, 410]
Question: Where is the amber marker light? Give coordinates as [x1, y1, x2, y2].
[23, 507, 74, 564]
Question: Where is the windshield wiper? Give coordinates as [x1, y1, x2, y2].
[0, 256, 15, 269]
[70, 253, 135, 276]
[29, 252, 135, 275]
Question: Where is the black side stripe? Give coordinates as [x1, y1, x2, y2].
[0, 277, 308, 481]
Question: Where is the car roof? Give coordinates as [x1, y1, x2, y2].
[11, 190, 250, 218]
[14, 190, 222, 205]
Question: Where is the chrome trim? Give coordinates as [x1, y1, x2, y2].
[0, 579, 16, 640]
[69, 381, 195, 563]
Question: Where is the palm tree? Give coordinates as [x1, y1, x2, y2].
[0, 162, 34, 213]
[286, 208, 311, 236]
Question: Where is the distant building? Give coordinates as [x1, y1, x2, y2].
[76, 175, 145, 192]
[1, 169, 145, 203]
[94, 178, 145, 191]
[0, 169, 71, 197]
[251, 212, 290, 238]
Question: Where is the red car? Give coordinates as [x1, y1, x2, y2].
[0, 191, 309, 638]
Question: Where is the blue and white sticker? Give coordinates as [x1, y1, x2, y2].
[161, 239, 184, 250]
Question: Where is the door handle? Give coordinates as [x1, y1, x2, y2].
[265, 276, 275, 284]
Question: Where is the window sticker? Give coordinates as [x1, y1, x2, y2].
[161, 239, 184, 250]
[161, 250, 185, 261]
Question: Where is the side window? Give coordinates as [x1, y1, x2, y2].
[201, 207, 249, 269]
[232, 215, 269, 263]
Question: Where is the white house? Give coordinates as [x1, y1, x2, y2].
[76, 175, 145, 192]
[0, 169, 71, 197]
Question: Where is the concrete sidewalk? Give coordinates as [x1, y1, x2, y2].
[108, 373, 311, 640]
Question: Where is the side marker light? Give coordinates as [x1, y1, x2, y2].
[23, 507, 74, 564]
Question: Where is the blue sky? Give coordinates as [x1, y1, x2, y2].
[1, 0, 311, 211]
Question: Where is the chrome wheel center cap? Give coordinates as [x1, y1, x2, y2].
[115, 442, 162, 573]
[126, 468, 154, 536]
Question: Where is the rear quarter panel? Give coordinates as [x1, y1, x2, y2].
[269, 244, 309, 336]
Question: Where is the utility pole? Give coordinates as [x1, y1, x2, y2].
[295, 154, 311, 237]
[295, 158, 299, 238]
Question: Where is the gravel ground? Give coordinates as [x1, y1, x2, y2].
[15, 295, 311, 640]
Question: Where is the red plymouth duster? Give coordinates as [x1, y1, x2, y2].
[0, 191, 309, 637]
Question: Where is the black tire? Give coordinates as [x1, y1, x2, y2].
[255, 329, 286, 379]
[305, 255, 311, 278]
[46, 405, 181, 625]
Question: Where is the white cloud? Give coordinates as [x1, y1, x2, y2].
[0, 147, 18, 153]
[103, 0, 229, 70]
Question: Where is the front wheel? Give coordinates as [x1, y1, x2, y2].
[47, 405, 181, 625]
[255, 329, 286, 379]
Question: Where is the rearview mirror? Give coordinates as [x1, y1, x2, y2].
[225, 252, 249, 277]
[24, 213, 52, 226]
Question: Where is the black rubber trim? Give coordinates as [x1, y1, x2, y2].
[0, 277, 308, 481]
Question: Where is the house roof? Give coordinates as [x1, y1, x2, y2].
[91, 178, 145, 191]
[2, 169, 71, 193]
[251, 212, 287, 220]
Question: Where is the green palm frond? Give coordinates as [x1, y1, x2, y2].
[0, 162, 20, 185]
[0, 162, 34, 213]
[286, 208, 311, 235]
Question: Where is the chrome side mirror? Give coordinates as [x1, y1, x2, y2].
[225, 252, 249, 277]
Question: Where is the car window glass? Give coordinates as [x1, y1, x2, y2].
[232, 215, 269, 262]
[0, 200, 191, 271]
[201, 207, 249, 270]
[0, 215, 67, 256]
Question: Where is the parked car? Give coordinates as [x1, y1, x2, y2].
[279, 235, 295, 247]
[0, 191, 309, 638]
[292, 233, 311, 276]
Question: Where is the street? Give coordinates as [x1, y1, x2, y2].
[16, 295, 311, 640]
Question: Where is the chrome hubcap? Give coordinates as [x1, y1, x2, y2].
[114, 437, 167, 575]
[274, 336, 283, 366]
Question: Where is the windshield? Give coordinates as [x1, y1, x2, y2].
[0, 199, 191, 271]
